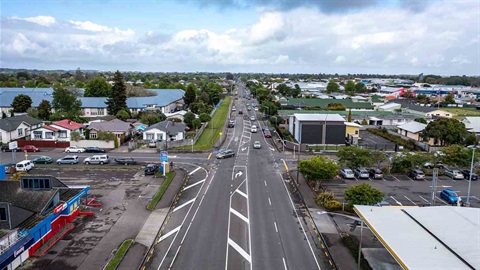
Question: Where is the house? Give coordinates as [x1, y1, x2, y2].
[288, 114, 347, 145]
[87, 119, 132, 142]
[79, 97, 108, 117]
[345, 122, 362, 142]
[30, 125, 60, 141]
[49, 119, 85, 142]
[0, 115, 44, 144]
[164, 110, 194, 122]
[143, 120, 186, 141]
[461, 117, 480, 135]
[393, 99, 453, 118]
[397, 121, 434, 144]
[377, 102, 401, 112]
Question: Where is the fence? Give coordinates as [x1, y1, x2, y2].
[15, 139, 70, 148]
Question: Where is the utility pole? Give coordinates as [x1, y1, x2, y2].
[466, 148, 475, 206]
[431, 168, 438, 206]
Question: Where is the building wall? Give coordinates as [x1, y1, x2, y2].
[143, 129, 166, 141]
[299, 121, 346, 144]
[345, 126, 360, 139]
[81, 108, 108, 118]
[426, 110, 452, 118]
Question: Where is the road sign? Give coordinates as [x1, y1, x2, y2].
[8, 141, 17, 150]
[160, 151, 168, 162]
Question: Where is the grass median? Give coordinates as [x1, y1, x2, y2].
[147, 171, 175, 211]
[105, 239, 133, 270]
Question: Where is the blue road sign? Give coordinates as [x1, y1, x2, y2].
[160, 151, 168, 162]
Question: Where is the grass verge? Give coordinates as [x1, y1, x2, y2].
[105, 239, 133, 270]
[147, 172, 175, 211]
[175, 97, 231, 150]
[442, 107, 480, 118]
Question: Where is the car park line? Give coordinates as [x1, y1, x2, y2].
[418, 195, 431, 205]
[435, 196, 449, 205]
[403, 196, 417, 206]
[389, 196, 403, 206]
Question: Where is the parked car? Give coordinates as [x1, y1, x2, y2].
[1, 145, 17, 152]
[440, 189, 459, 204]
[114, 157, 137, 165]
[461, 170, 478, 181]
[84, 155, 109, 165]
[232, 106, 236, 111]
[251, 125, 258, 133]
[32, 156, 53, 164]
[408, 169, 425, 180]
[263, 130, 272, 138]
[253, 141, 261, 149]
[145, 163, 160, 175]
[424, 162, 445, 169]
[250, 116, 255, 121]
[444, 168, 464, 180]
[23, 145, 39, 152]
[65, 146, 85, 153]
[228, 120, 235, 128]
[56, 155, 79, 164]
[85, 147, 106, 153]
[340, 168, 355, 179]
[353, 168, 369, 179]
[216, 149, 235, 159]
[16, 160, 34, 171]
[148, 140, 157, 148]
[369, 168, 384, 179]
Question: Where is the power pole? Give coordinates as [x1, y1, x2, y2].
[431, 168, 438, 206]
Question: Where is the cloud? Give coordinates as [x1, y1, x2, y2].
[69, 20, 112, 32]
[11, 15, 56, 26]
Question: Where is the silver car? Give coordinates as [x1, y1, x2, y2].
[353, 168, 369, 179]
[253, 141, 261, 149]
[445, 168, 464, 180]
[340, 168, 355, 179]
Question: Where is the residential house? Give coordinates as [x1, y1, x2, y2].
[462, 117, 480, 135]
[143, 120, 186, 141]
[288, 114, 347, 145]
[377, 102, 401, 112]
[0, 115, 44, 144]
[397, 121, 435, 145]
[79, 97, 108, 117]
[49, 119, 85, 142]
[30, 125, 60, 141]
[88, 119, 132, 142]
[393, 99, 453, 118]
[164, 110, 193, 122]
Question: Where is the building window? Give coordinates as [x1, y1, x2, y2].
[18, 128, 23, 136]
[45, 132, 54, 139]
[59, 130, 67, 138]
[446, 114, 450, 116]
[22, 178, 51, 190]
[90, 133, 97, 139]
[146, 133, 154, 140]
[355, 130, 359, 135]
[34, 131, 42, 139]
[0, 208, 7, 221]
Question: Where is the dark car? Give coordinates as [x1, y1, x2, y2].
[114, 157, 137, 165]
[369, 168, 384, 179]
[216, 149, 235, 159]
[85, 147, 106, 153]
[263, 130, 272, 138]
[228, 120, 235, 128]
[1, 145, 17, 152]
[145, 163, 160, 175]
[238, 109, 243, 115]
[408, 169, 425, 180]
[32, 156, 53, 164]
[461, 170, 478, 181]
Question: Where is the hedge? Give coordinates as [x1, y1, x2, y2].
[367, 128, 417, 150]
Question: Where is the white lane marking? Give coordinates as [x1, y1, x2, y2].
[283, 257, 288, 270]
[277, 172, 321, 269]
[419, 195, 431, 204]
[228, 238, 251, 263]
[188, 167, 201, 175]
[235, 171, 243, 178]
[268, 198, 272, 205]
[236, 189, 248, 199]
[183, 179, 205, 191]
[231, 208, 249, 224]
[264, 180, 267, 186]
[404, 196, 417, 206]
[157, 226, 181, 243]
[173, 198, 196, 213]
[170, 246, 181, 268]
[436, 196, 449, 205]
[274, 222, 278, 232]
[390, 196, 403, 206]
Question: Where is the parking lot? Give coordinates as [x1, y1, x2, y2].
[358, 130, 396, 150]
[323, 172, 480, 208]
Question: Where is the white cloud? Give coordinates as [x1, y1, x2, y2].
[68, 20, 112, 32]
[11, 15, 56, 26]
[335, 56, 346, 64]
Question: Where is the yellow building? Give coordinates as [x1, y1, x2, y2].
[345, 122, 362, 139]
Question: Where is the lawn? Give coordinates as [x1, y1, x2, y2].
[147, 172, 175, 211]
[176, 97, 231, 150]
[104, 239, 133, 270]
[443, 107, 480, 118]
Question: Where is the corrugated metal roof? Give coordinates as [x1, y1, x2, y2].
[397, 121, 426, 133]
[294, 113, 345, 122]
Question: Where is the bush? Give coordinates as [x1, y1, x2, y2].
[316, 190, 335, 206]
[324, 200, 342, 211]
[344, 203, 355, 213]
[199, 113, 211, 122]
[367, 128, 417, 150]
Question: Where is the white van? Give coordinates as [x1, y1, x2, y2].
[16, 160, 34, 172]
[84, 155, 109, 165]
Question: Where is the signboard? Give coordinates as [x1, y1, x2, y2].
[160, 151, 168, 162]
[8, 141, 17, 150]
[54, 203, 67, 215]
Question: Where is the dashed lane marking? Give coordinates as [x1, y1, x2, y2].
[208, 153, 212, 159]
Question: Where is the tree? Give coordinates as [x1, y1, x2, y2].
[52, 84, 82, 119]
[140, 112, 165, 126]
[27, 108, 39, 118]
[443, 92, 456, 104]
[200, 92, 210, 104]
[97, 131, 116, 142]
[11, 94, 32, 112]
[116, 109, 130, 121]
[260, 101, 278, 116]
[106, 71, 127, 116]
[326, 103, 346, 111]
[299, 156, 339, 190]
[355, 82, 367, 93]
[421, 118, 468, 146]
[391, 152, 431, 173]
[183, 112, 196, 128]
[344, 80, 356, 96]
[38, 100, 52, 120]
[192, 118, 202, 129]
[276, 83, 290, 96]
[85, 76, 111, 97]
[370, 151, 387, 168]
[361, 119, 368, 125]
[440, 145, 478, 167]
[414, 118, 427, 124]
[199, 113, 211, 122]
[337, 146, 372, 169]
[326, 81, 339, 94]
[184, 83, 197, 106]
[70, 131, 81, 142]
[2, 111, 6, 119]
[347, 109, 352, 122]
[345, 184, 383, 205]
[292, 84, 302, 98]
[465, 133, 478, 146]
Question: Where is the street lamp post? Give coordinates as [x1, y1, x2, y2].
[466, 148, 475, 206]
[191, 138, 194, 153]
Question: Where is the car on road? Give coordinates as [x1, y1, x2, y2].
[57, 155, 79, 164]
[238, 109, 243, 115]
[444, 168, 464, 180]
[250, 116, 255, 121]
[251, 125, 258, 133]
[1, 145, 17, 152]
[114, 157, 137, 165]
[216, 149, 235, 159]
[340, 168, 355, 179]
[85, 147, 106, 153]
[145, 163, 160, 175]
[247, 106, 251, 111]
[65, 146, 85, 153]
[424, 162, 445, 169]
[369, 168, 384, 179]
[253, 141, 261, 149]
[228, 120, 235, 128]
[148, 140, 157, 148]
[440, 189, 459, 204]
[263, 130, 272, 138]
[353, 168, 369, 179]
[408, 169, 425, 180]
[84, 155, 109, 165]
[16, 160, 34, 172]
[461, 170, 478, 181]
[23, 145, 39, 152]
[32, 156, 53, 164]
[232, 106, 236, 111]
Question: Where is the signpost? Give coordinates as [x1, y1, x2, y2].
[9, 141, 18, 163]
[160, 151, 168, 176]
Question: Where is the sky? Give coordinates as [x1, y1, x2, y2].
[1, 0, 479, 75]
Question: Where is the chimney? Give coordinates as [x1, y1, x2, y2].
[68, 120, 71, 125]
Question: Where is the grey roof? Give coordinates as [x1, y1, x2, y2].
[0, 115, 43, 132]
[88, 119, 131, 132]
[0, 181, 56, 213]
[126, 89, 184, 108]
[392, 99, 439, 113]
[145, 120, 186, 134]
[397, 121, 427, 133]
[78, 97, 107, 108]
[355, 205, 480, 270]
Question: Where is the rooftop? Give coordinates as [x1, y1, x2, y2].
[52, 119, 84, 130]
[282, 98, 374, 109]
[397, 121, 426, 133]
[0, 115, 43, 132]
[88, 119, 131, 132]
[145, 120, 186, 134]
[294, 113, 346, 122]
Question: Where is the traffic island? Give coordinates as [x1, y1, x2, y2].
[147, 172, 176, 211]
[104, 239, 134, 270]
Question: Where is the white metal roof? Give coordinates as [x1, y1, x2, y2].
[294, 113, 345, 122]
[397, 121, 426, 133]
[355, 205, 480, 270]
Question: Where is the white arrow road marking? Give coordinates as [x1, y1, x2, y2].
[235, 171, 243, 178]
[241, 147, 247, 151]
[390, 196, 403, 206]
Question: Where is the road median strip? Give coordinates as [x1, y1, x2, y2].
[147, 172, 175, 211]
[104, 239, 133, 270]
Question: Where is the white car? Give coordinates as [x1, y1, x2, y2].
[253, 141, 261, 149]
[65, 146, 85, 153]
[340, 168, 355, 179]
[251, 125, 258, 133]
